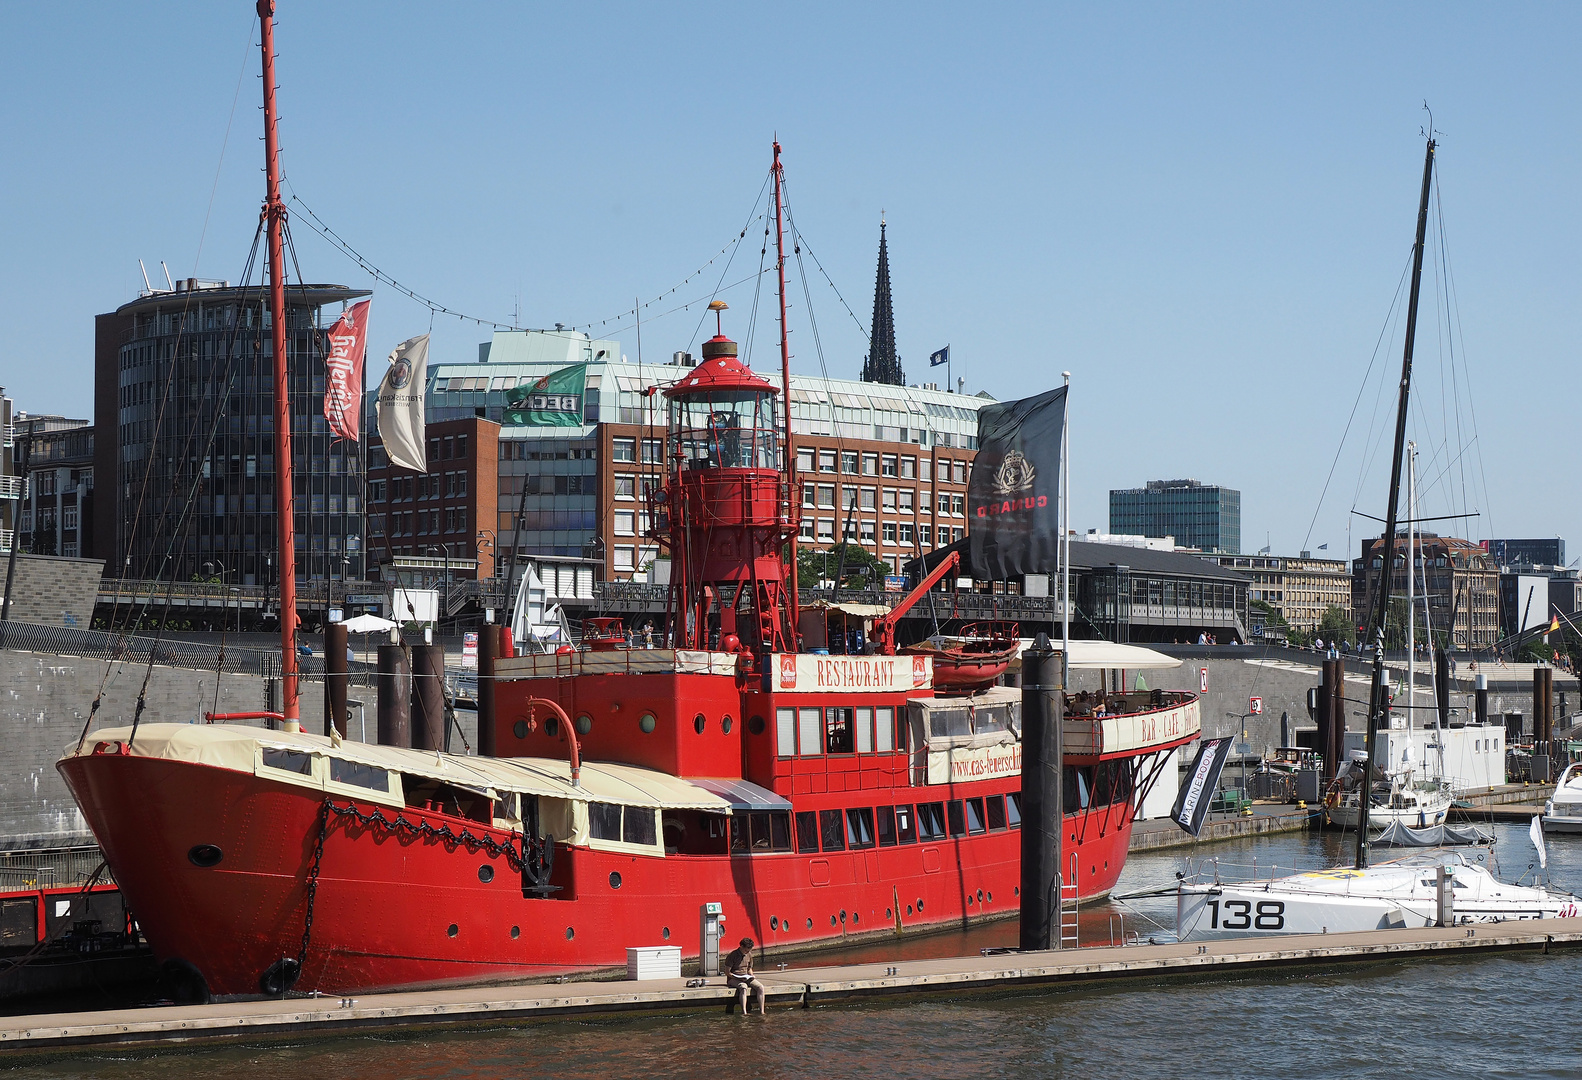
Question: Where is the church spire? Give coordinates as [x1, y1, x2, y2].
[861, 217, 904, 385]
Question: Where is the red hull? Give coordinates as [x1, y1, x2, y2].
[59, 753, 1135, 997]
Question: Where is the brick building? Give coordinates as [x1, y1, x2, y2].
[367, 416, 499, 579]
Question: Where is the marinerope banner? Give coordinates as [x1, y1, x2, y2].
[967, 385, 1066, 580]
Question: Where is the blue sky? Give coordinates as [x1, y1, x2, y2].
[2, 3, 1577, 560]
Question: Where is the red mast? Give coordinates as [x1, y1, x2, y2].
[772, 141, 800, 632]
[258, 0, 299, 730]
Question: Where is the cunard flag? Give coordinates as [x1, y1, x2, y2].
[376, 334, 429, 472]
[322, 300, 370, 441]
[966, 385, 1065, 580]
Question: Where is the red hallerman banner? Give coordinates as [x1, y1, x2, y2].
[323, 299, 371, 441]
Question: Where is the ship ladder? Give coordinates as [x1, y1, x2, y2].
[1059, 850, 1079, 949]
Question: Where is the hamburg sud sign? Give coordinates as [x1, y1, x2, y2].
[967, 385, 1066, 580]
[505, 365, 586, 426]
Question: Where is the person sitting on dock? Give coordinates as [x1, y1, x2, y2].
[725, 936, 765, 1015]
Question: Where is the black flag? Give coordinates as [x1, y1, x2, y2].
[1171, 737, 1234, 837]
[967, 385, 1066, 580]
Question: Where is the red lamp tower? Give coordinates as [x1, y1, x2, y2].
[658, 303, 798, 655]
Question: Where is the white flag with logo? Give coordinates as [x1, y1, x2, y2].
[376, 334, 428, 472]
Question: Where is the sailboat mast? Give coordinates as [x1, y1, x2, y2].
[773, 141, 799, 628]
[1406, 442, 1416, 733]
[258, 0, 300, 730]
[1356, 137, 1435, 865]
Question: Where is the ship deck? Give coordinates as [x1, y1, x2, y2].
[2, 918, 1577, 1061]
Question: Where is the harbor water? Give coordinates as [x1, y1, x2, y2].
[15, 821, 1582, 1079]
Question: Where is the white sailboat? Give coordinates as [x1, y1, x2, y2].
[1170, 137, 1580, 941]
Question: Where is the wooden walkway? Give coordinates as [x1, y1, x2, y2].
[2, 918, 1577, 1060]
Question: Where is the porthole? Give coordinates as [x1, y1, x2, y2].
[839, 909, 847, 922]
[770, 916, 779, 931]
[478, 864, 495, 883]
[663, 926, 671, 940]
[907, 905, 913, 915]
[806, 917, 812, 929]
[447, 923, 459, 938]
[853, 912, 859, 925]
[545, 716, 560, 738]
[565, 926, 575, 940]
[886, 908, 893, 919]
[748, 715, 766, 736]
[513, 720, 528, 740]
[1014, 887, 1020, 897]
[987, 892, 993, 903]
[721, 715, 733, 734]
[967, 895, 974, 906]
[639, 713, 657, 733]
[609, 871, 622, 890]
[511, 925, 520, 939]
[977, 889, 984, 902]
[693, 713, 707, 734]
[830, 915, 837, 927]
[917, 899, 925, 912]
[187, 844, 223, 868]
[575, 713, 593, 735]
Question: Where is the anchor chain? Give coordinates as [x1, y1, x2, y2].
[296, 799, 331, 974]
[321, 799, 527, 871]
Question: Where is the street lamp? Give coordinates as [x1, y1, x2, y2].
[425, 544, 453, 632]
[203, 560, 239, 634]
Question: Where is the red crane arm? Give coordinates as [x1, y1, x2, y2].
[872, 550, 960, 655]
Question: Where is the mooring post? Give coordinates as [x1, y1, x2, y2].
[477, 624, 500, 757]
[377, 643, 411, 747]
[411, 643, 446, 752]
[1019, 633, 1064, 952]
[326, 621, 349, 738]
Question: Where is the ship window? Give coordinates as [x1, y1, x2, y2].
[731, 817, 749, 854]
[917, 802, 947, 840]
[261, 748, 313, 775]
[589, 802, 623, 841]
[855, 707, 874, 753]
[825, 707, 855, 754]
[876, 806, 898, 846]
[845, 808, 876, 849]
[819, 809, 846, 852]
[894, 804, 918, 844]
[329, 759, 387, 791]
[623, 808, 657, 847]
[776, 708, 796, 757]
[947, 800, 968, 837]
[750, 812, 773, 850]
[798, 708, 822, 756]
[875, 707, 895, 752]
[1063, 766, 1093, 814]
[986, 795, 1007, 831]
[770, 812, 791, 851]
[796, 811, 819, 852]
[1006, 792, 1022, 828]
[965, 798, 986, 835]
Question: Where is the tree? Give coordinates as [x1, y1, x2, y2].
[793, 544, 889, 590]
[1250, 599, 1294, 644]
[1317, 604, 1357, 649]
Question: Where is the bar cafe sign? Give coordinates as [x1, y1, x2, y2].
[776, 654, 931, 693]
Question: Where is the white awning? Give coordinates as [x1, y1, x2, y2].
[1010, 639, 1183, 670]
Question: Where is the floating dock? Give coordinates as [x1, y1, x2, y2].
[1, 918, 1576, 1060]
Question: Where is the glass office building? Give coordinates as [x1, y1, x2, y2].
[97, 280, 371, 587]
[1109, 479, 1241, 554]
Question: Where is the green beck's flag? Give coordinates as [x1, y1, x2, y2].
[505, 365, 586, 426]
